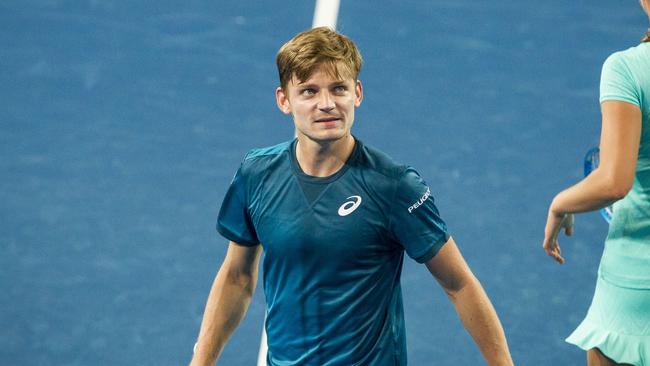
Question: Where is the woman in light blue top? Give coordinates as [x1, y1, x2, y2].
[543, 1, 650, 365]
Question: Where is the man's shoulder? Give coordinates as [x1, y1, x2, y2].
[243, 140, 293, 162]
[238, 140, 292, 178]
[355, 139, 408, 181]
[355, 140, 433, 199]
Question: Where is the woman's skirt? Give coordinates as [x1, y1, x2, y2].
[566, 273, 650, 366]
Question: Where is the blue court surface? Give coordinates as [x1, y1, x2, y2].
[1, 1, 647, 365]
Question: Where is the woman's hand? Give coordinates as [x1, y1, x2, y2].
[543, 204, 574, 264]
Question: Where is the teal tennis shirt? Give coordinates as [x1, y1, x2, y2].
[217, 138, 450, 365]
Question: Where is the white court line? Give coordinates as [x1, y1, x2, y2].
[257, 1, 340, 365]
[312, 0, 341, 29]
[256, 320, 268, 366]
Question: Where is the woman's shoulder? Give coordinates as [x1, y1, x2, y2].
[605, 43, 650, 69]
[601, 43, 650, 93]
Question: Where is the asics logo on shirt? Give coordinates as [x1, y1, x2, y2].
[338, 195, 362, 216]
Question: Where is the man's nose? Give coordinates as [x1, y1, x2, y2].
[317, 91, 335, 111]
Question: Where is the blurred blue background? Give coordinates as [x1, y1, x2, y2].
[1, 1, 647, 364]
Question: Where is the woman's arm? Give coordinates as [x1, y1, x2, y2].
[543, 100, 641, 264]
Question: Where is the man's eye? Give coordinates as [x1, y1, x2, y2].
[333, 86, 346, 93]
[301, 89, 316, 96]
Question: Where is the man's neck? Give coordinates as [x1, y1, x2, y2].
[295, 135, 355, 177]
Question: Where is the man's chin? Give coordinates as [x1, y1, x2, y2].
[302, 131, 350, 144]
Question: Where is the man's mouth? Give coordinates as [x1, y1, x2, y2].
[315, 117, 341, 123]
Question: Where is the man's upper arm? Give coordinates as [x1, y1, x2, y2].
[223, 241, 262, 280]
[388, 167, 449, 262]
[424, 236, 474, 294]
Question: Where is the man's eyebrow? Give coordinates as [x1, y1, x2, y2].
[298, 80, 346, 86]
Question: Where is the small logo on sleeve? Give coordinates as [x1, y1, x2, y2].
[338, 195, 362, 216]
[407, 187, 431, 213]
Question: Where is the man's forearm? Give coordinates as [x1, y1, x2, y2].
[448, 277, 514, 366]
[190, 267, 257, 366]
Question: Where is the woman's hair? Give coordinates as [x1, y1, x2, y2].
[643, 0, 650, 42]
[276, 27, 363, 91]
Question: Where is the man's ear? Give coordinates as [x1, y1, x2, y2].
[354, 80, 363, 107]
[276, 87, 291, 114]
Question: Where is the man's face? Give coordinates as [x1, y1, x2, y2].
[276, 63, 363, 144]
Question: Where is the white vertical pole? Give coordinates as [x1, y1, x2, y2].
[257, 1, 340, 365]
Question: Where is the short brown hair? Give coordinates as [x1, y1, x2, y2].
[276, 27, 363, 91]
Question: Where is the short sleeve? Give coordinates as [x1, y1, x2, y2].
[600, 52, 641, 106]
[388, 168, 450, 263]
[216, 163, 259, 246]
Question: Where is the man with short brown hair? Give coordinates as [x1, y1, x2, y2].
[190, 27, 513, 366]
